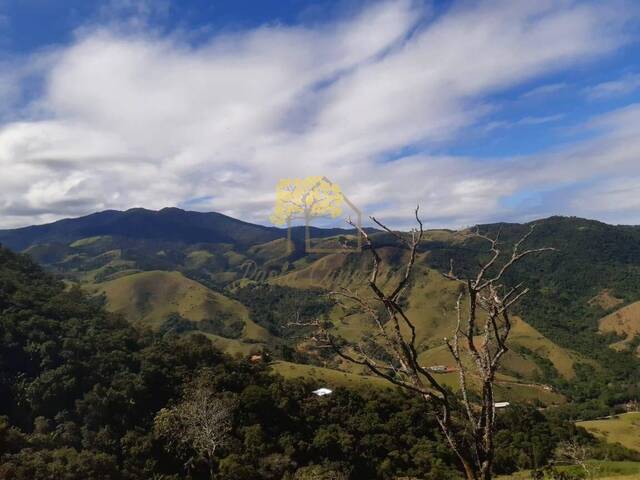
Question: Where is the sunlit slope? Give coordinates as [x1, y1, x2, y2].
[270, 360, 392, 392]
[497, 461, 640, 479]
[271, 359, 564, 405]
[272, 245, 412, 290]
[404, 270, 593, 380]
[270, 360, 554, 404]
[508, 315, 589, 379]
[308, 252, 584, 381]
[599, 301, 640, 353]
[91, 270, 273, 343]
[578, 413, 640, 453]
[416, 314, 585, 380]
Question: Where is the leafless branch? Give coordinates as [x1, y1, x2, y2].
[301, 209, 552, 480]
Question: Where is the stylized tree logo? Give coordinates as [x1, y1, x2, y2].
[270, 176, 344, 225]
[270, 176, 361, 254]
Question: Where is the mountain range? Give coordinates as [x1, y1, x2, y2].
[1, 207, 639, 407]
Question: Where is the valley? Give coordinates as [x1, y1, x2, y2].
[1, 208, 640, 479]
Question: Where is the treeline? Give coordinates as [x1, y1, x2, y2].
[231, 283, 334, 337]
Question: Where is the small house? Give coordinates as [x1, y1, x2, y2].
[312, 388, 333, 397]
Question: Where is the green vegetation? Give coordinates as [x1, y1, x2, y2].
[1, 245, 467, 479]
[231, 283, 334, 337]
[270, 360, 392, 391]
[1, 209, 640, 479]
[2, 244, 632, 479]
[497, 461, 640, 479]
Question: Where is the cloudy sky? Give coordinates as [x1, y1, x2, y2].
[1, 0, 640, 229]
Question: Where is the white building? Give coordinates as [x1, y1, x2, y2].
[312, 388, 333, 397]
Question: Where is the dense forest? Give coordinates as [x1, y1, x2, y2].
[2, 245, 637, 479]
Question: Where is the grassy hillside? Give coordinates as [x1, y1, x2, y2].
[283, 256, 570, 404]
[270, 360, 392, 392]
[272, 244, 410, 291]
[90, 270, 275, 345]
[497, 461, 640, 479]
[318, 254, 584, 383]
[271, 358, 565, 405]
[578, 413, 640, 453]
[2, 223, 634, 479]
[426, 217, 640, 365]
[2, 244, 484, 480]
[508, 315, 594, 379]
[600, 301, 640, 353]
[192, 332, 266, 356]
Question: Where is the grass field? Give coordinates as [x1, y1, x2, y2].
[497, 461, 640, 479]
[270, 358, 565, 405]
[69, 235, 108, 247]
[270, 360, 392, 392]
[415, 313, 586, 381]
[184, 249, 216, 269]
[589, 290, 625, 311]
[577, 413, 640, 453]
[80, 247, 590, 408]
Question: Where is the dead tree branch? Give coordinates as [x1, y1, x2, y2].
[302, 210, 553, 480]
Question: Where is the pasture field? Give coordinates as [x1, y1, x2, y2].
[599, 301, 640, 352]
[497, 460, 640, 479]
[578, 413, 640, 453]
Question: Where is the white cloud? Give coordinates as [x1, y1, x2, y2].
[483, 113, 564, 132]
[517, 114, 565, 126]
[583, 72, 640, 99]
[521, 82, 568, 98]
[0, 0, 637, 229]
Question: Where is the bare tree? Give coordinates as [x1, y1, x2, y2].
[154, 373, 236, 480]
[557, 440, 599, 479]
[301, 207, 553, 480]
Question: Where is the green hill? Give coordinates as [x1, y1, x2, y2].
[90, 270, 275, 347]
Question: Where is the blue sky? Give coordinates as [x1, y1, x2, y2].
[1, 0, 640, 229]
